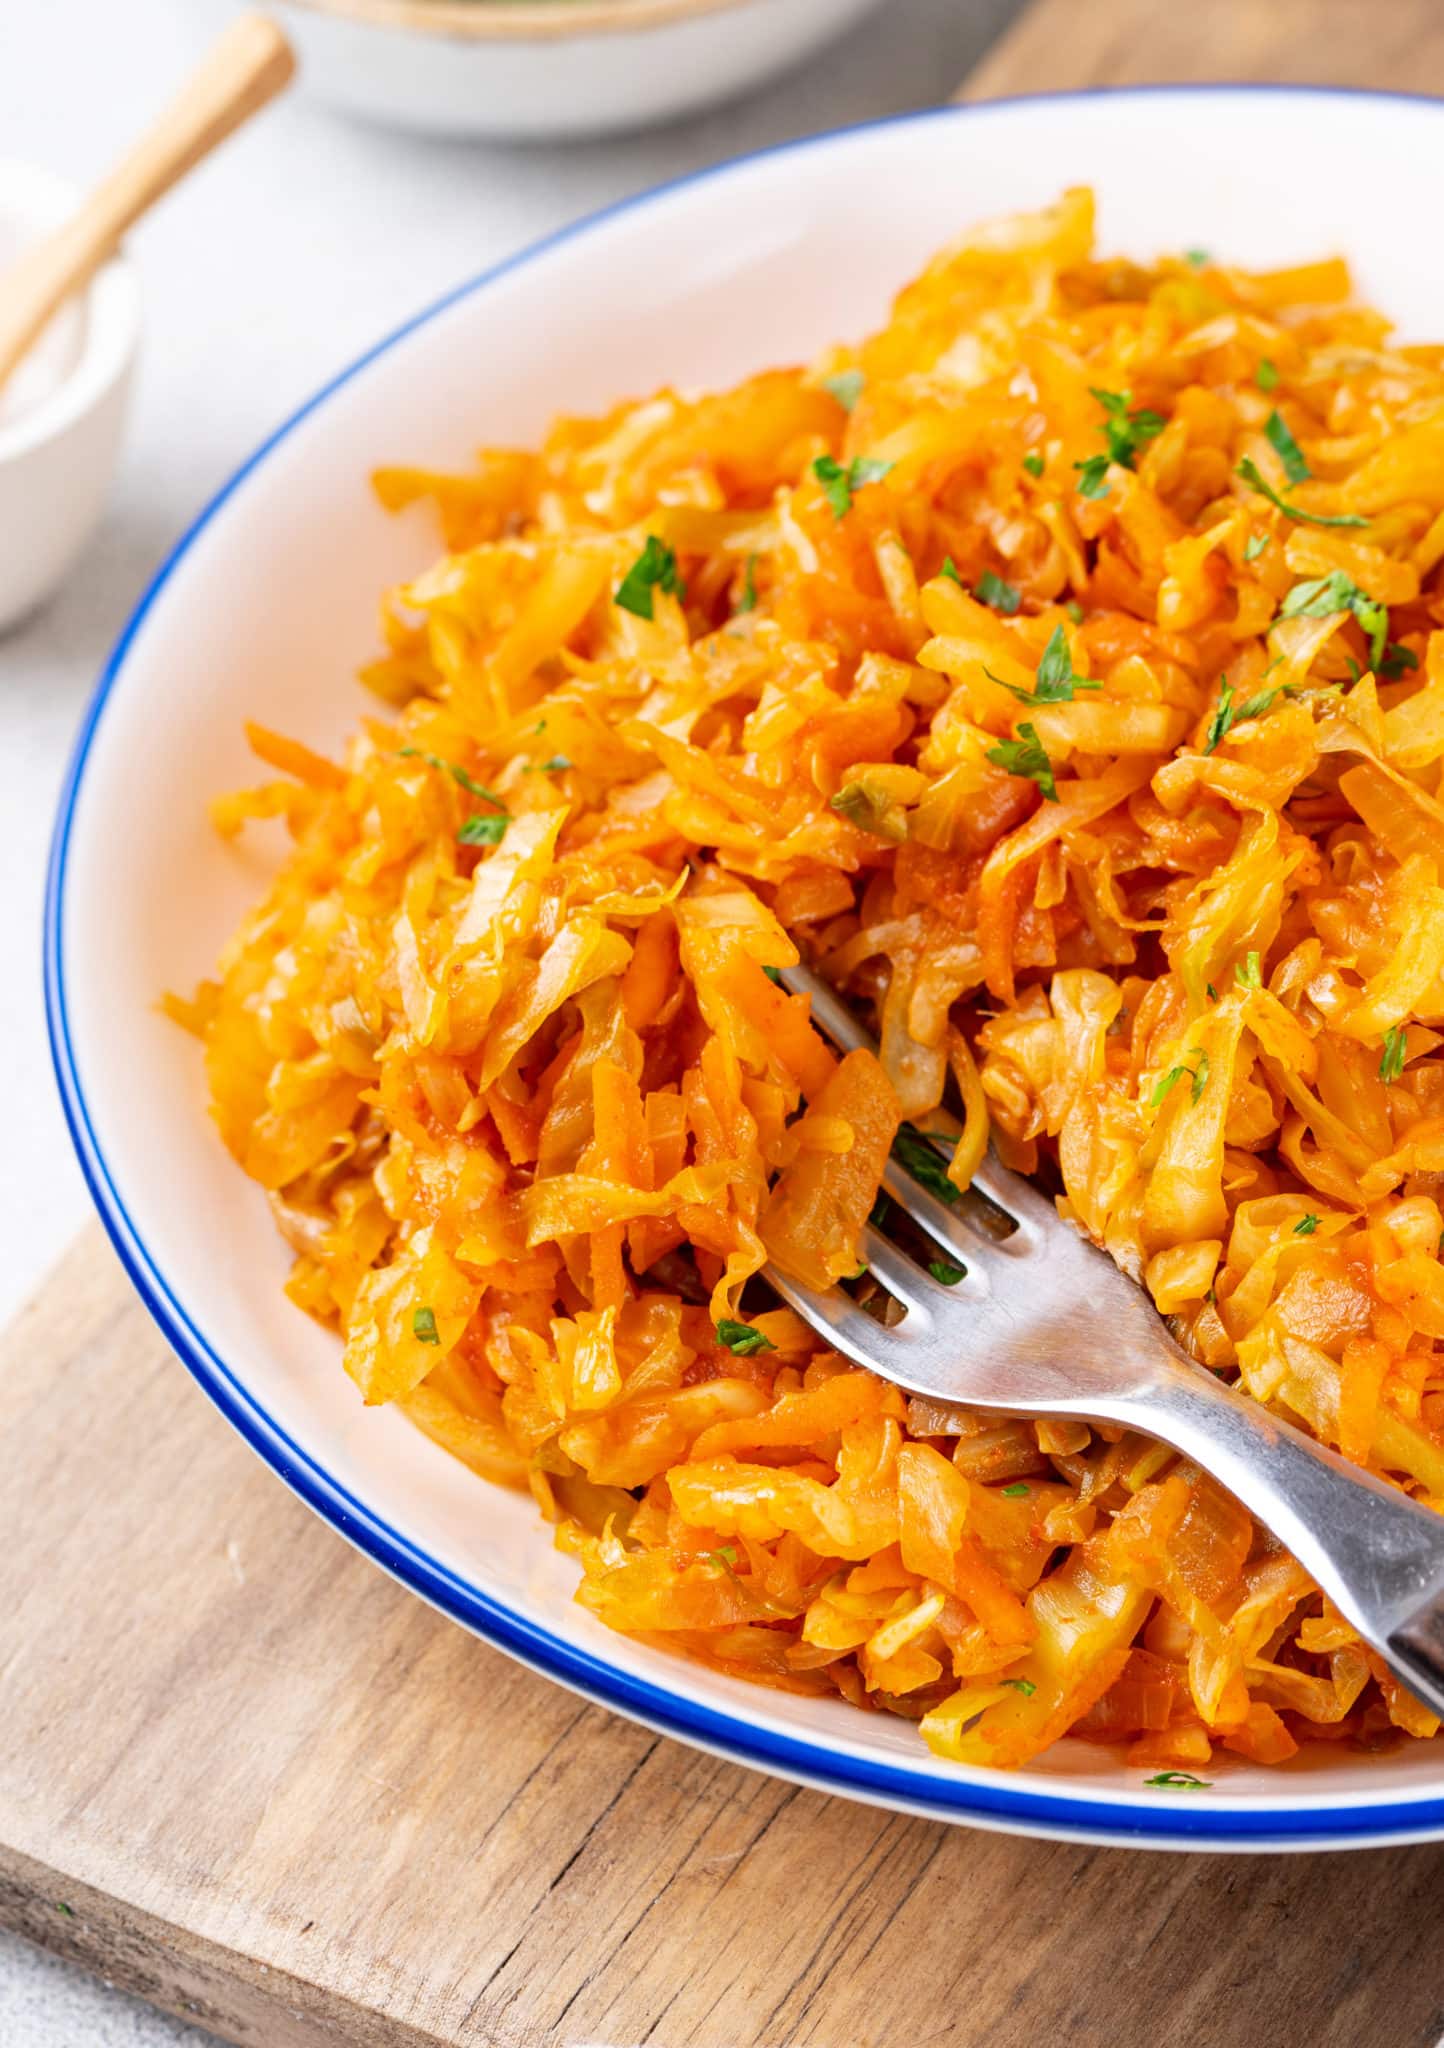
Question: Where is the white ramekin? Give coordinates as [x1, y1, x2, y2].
[0, 163, 141, 635]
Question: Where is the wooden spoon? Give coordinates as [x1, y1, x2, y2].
[0, 13, 294, 396]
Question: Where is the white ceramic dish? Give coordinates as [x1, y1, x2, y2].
[47, 86, 1444, 1851]
[222, 0, 888, 140]
[0, 163, 139, 634]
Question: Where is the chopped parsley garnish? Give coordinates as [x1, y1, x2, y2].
[986, 721, 1058, 801]
[1184, 247, 1210, 268]
[458, 812, 508, 847]
[1380, 642, 1418, 680]
[1000, 1676, 1038, 1695]
[1380, 1026, 1408, 1084]
[869, 1192, 891, 1230]
[397, 748, 506, 810]
[823, 369, 864, 412]
[715, 1318, 776, 1356]
[1144, 1771, 1212, 1790]
[975, 569, 1021, 615]
[998, 625, 1101, 707]
[1278, 571, 1388, 668]
[927, 1257, 966, 1287]
[1001, 1483, 1031, 1498]
[1235, 951, 1262, 989]
[735, 552, 759, 616]
[1235, 455, 1367, 529]
[1065, 600, 1084, 624]
[615, 535, 683, 620]
[1293, 1214, 1321, 1236]
[540, 755, 571, 773]
[1206, 983, 1217, 1001]
[812, 453, 894, 519]
[939, 556, 964, 586]
[1074, 386, 1167, 499]
[1244, 532, 1270, 562]
[762, 964, 785, 987]
[412, 1306, 440, 1346]
[1151, 1053, 1208, 1108]
[892, 1123, 961, 1205]
[709, 1545, 740, 1571]
[1264, 409, 1310, 484]
[1022, 451, 1045, 479]
[1205, 679, 1287, 752]
[1256, 358, 1279, 393]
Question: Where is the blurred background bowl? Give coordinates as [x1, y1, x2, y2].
[220, 0, 891, 139]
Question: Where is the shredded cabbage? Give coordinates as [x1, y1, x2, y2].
[177, 189, 1444, 1773]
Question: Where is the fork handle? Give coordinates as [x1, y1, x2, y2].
[1109, 1359, 1444, 1722]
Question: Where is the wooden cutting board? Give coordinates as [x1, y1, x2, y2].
[9, 6, 1444, 2044]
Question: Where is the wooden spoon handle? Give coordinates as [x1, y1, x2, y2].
[0, 12, 294, 392]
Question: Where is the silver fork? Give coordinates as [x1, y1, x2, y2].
[771, 960, 1444, 1722]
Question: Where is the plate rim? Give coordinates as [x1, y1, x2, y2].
[45, 82, 1444, 1852]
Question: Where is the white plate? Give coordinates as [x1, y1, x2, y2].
[47, 86, 1444, 1851]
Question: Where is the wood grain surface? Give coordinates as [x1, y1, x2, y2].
[8, 4, 1444, 2043]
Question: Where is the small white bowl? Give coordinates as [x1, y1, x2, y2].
[241, 0, 890, 140]
[0, 164, 140, 635]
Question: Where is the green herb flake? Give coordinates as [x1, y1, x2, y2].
[540, 755, 571, 773]
[1380, 642, 1419, 680]
[1380, 1026, 1409, 1084]
[1256, 358, 1280, 393]
[1264, 408, 1311, 485]
[1072, 384, 1170, 496]
[735, 552, 759, 616]
[1065, 600, 1085, 624]
[1235, 456, 1367, 530]
[412, 1306, 440, 1346]
[939, 555, 964, 586]
[458, 812, 507, 847]
[1278, 571, 1389, 668]
[1151, 1052, 1206, 1109]
[1000, 1676, 1038, 1695]
[55, 1902, 75, 1919]
[1001, 1483, 1031, 1498]
[1244, 532, 1270, 562]
[1204, 680, 1237, 754]
[812, 453, 894, 520]
[823, 369, 865, 413]
[986, 720, 1058, 801]
[1236, 951, 1262, 990]
[397, 748, 507, 810]
[1074, 453, 1112, 499]
[868, 1192, 891, 1231]
[1022, 451, 1045, 479]
[615, 535, 683, 620]
[975, 569, 1022, 615]
[1184, 248, 1210, 269]
[892, 1123, 961, 1206]
[710, 1545, 740, 1571]
[1206, 984, 1217, 1001]
[715, 1317, 776, 1357]
[1144, 1771, 1212, 1790]
[762, 964, 785, 987]
[1293, 1214, 1321, 1236]
[927, 1257, 966, 1287]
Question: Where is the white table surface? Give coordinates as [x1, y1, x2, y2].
[0, 0, 1018, 2040]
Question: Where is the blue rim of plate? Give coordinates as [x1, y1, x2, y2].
[44, 84, 1444, 1850]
